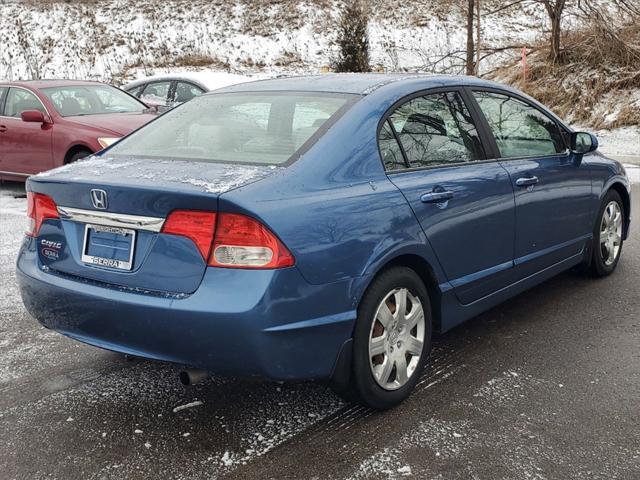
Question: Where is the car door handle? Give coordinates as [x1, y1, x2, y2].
[0, 125, 7, 133]
[515, 176, 539, 187]
[420, 190, 454, 203]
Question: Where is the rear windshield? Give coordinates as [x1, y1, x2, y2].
[107, 92, 355, 165]
[42, 85, 147, 116]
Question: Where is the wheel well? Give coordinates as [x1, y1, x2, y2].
[64, 145, 93, 165]
[609, 182, 631, 237]
[380, 254, 442, 333]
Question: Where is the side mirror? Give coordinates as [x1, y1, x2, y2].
[21, 110, 47, 123]
[571, 131, 598, 155]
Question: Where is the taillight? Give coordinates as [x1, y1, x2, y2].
[160, 210, 294, 269]
[26, 192, 59, 237]
[161, 210, 217, 260]
[209, 213, 294, 269]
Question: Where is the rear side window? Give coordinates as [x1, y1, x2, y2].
[382, 91, 484, 169]
[175, 82, 205, 104]
[379, 121, 406, 171]
[108, 92, 355, 166]
[473, 91, 567, 158]
[4, 88, 46, 117]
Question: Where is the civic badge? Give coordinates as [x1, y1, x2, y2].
[90, 189, 108, 210]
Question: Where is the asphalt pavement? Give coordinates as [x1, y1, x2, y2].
[0, 179, 638, 480]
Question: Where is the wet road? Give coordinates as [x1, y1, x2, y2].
[1, 180, 639, 480]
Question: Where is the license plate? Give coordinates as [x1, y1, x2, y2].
[81, 224, 136, 271]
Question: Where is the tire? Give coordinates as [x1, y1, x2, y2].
[590, 189, 625, 277]
[66, 150, 92, 164]
[347, 266, 432, 410]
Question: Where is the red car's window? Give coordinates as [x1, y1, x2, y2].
[4, 88, 46, 117]
[42, 85, 146, 117]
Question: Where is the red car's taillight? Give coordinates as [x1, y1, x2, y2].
[160, 209, 294, 269]
[26, 192, 59, 237]
[161, 210, 217, 260]
[209, 213, 295, 269]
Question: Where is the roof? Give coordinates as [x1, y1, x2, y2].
[123, 71, 251, 92]
[212, 73, 508, 95]
[0, 79, 106, 89]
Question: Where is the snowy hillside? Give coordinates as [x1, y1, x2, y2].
[0, 0, 545, 84]
[1, 0, 638, 131]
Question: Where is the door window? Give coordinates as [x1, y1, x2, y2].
[473, 91, 567, 158]
[383, 92, 484, 169]
[0, 87, 7, 113]
[140, 81, 172, 105]
[174, 82, 205, 104]
[4, 88, 46, 117]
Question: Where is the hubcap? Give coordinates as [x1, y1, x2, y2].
[368, 288, 425, 391]
[600, 201, 623, 266]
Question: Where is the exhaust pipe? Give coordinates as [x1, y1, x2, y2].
[179, 369, 208, 386]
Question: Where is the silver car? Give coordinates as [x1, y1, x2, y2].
[122, 72, 250, 109]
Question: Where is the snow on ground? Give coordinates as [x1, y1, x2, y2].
[625, 164, 640, 183]
[594, 126, 640, 159]
[0, 184, 26, 314]
[0, 182, 345, 478]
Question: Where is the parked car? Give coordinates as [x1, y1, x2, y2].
[0, 80, 156, 180]
[17, 74, 631, 409]
[123, 71, 250, 109]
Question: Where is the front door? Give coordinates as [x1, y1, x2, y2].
[380, 90, 516, 305]
[1, 87, 53, 176]
[471, 90, 593, 278]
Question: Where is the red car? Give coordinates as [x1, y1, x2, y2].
[0, 80, 156, 181]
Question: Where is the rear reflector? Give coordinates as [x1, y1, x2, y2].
[161, 210, 217, 260]
[209, 213, 295, 269]
[26, 192, 59, 237]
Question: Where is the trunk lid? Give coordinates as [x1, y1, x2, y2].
[28, 155, 280, 294]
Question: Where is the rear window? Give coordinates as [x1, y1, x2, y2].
[107, 92, 355, 165]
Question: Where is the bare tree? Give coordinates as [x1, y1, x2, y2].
[476, 0, 482, 74]
[539, 0, 567, 63]
[466, 0, 475, 75]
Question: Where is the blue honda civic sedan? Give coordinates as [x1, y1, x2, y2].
[17, 74, 631, 409]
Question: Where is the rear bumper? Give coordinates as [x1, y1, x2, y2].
[17, 238, 359, 380]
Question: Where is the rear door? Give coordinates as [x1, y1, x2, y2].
[0, 86, 7, 172]
[381, 89, 516, 305]
[1, 87, 53, 175]
[470, 90, 593, 278]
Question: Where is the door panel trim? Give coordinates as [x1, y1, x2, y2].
[514, 233, 592, 266]
[0, 170, 30, 177]
[449, 259, 514, 288]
